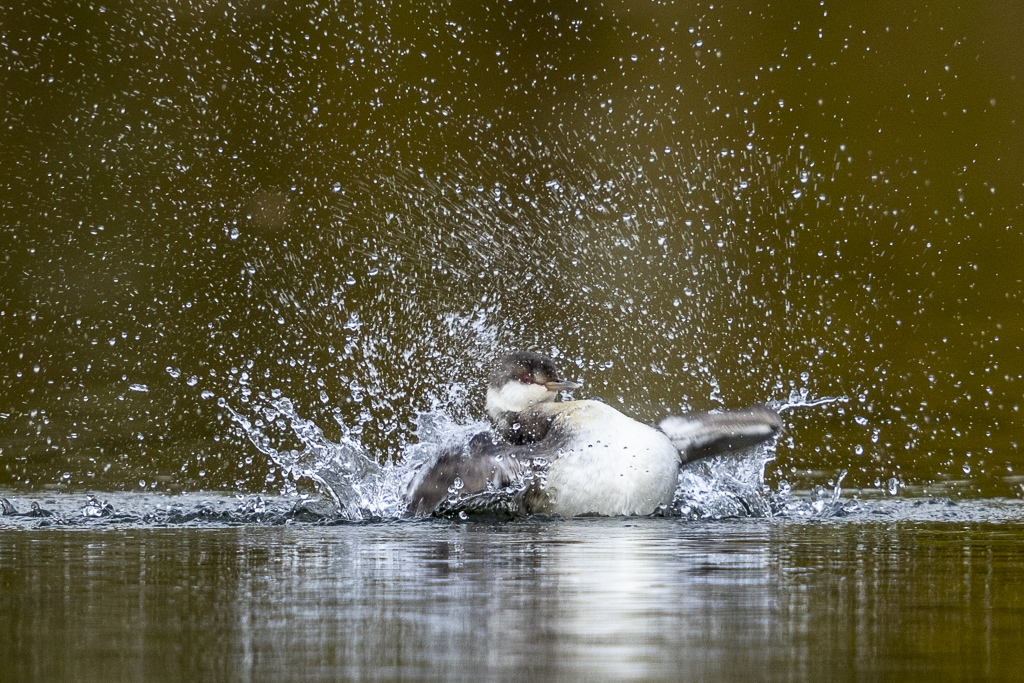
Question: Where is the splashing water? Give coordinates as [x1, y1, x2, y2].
[774, 387, 849, 413]
[222, 394, 375, 519]
[224, 392, 494, 520]
[674, 450, 777, 519]
[222, 386, 851, 521]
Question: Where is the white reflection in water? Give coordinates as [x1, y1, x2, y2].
[532, 530, 771, 680]
[254, 521, 780, 681]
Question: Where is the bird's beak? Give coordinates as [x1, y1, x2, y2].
[545, 380, 580, 392]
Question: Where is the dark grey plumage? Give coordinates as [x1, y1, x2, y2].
[406, 433, 550, 516]
[659, 406, 784, 464]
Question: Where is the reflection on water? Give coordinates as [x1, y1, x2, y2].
[3, 511, 1024, 681]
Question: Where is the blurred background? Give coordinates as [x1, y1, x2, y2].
[2, 0, 1022, 496]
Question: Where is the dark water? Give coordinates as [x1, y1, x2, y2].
[3, 494, 1024, 682]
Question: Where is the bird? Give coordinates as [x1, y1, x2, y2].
[406, 351, 783, 517]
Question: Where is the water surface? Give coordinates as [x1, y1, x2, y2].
[3, 493, 1024, 682]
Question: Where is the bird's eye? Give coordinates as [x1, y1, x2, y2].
[519, 373, 531, 384]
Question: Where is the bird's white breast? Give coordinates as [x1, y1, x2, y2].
[534, 400, 681, 516]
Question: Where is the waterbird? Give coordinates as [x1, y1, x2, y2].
[407, 351, 783, 517]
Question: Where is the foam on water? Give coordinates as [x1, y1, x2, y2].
[4, 489, 1024, 531]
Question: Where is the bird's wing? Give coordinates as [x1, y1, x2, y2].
[658, 405, 783, 464]
[406, 432, 536, 516]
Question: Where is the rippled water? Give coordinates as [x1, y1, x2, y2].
[4, 490, 1024, 530]
[3, 493, 1024, 682]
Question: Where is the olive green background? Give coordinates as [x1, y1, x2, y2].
[2, 1, 1023, 496]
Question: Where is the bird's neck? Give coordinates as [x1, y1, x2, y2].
[486, 387, 560, 444]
